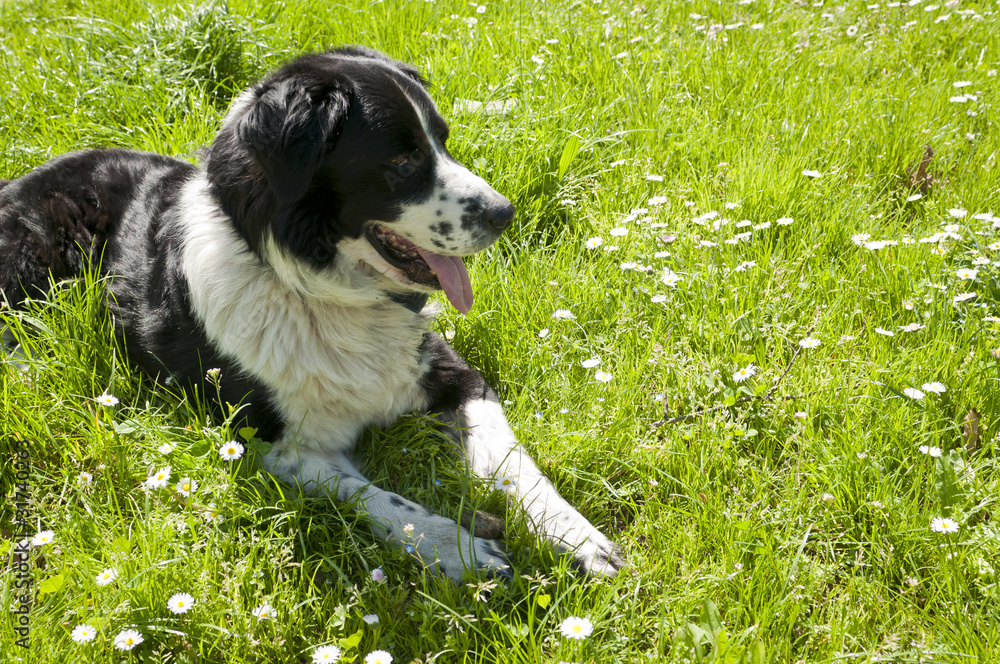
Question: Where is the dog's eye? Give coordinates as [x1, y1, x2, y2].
[389, 149, 423, 167]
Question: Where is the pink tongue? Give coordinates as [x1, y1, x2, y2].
[414, 246, 474, 314]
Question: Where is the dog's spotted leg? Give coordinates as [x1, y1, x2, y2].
[454, 397, 625, 577]
[261, 444, 511, 581]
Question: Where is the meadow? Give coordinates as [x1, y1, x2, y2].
[1, 0, 999, 661]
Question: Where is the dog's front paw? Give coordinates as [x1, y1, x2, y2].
[568, 528, 625, 577]
[446, 535, 512, 582]
[540, 508, 625, 577]
[399, 515, 512, 582]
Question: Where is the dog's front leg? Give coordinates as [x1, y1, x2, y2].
[424, 335, 625, 577]
[261, 444, 511, 581]
[455, 397, 625, 576]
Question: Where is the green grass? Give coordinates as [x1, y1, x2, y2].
[1, 0, 999, 661]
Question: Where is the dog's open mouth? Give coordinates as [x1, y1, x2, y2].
[366, 225, 474, 313]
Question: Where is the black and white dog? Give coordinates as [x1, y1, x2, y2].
[0, 47, 623, 579]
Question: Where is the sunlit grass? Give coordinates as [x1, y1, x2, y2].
[1, 0, 999, 661]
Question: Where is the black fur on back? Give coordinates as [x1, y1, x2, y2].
[0, 148, 284, 439]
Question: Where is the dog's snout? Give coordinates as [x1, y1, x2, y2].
[485, 199, 515, 232]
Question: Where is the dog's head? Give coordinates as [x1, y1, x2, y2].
[205, 47, 514, 313]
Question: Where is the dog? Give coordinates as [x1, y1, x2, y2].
[0, 47, 623, 579]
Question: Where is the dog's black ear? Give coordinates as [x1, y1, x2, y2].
[238, 80, 350, 204]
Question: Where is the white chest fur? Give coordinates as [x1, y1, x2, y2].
[177, 175, 431, 451]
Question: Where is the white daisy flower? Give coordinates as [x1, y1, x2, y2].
[552, 309, 576, 320]
[594, 370, 613, 383]
[956, 268, 977, 280]
[158, 442, 175, 454]
[874, 328, 895, 336]
[77, 472, 93, 486]
[31, 530, 54, 546]
[538, 328, 550, 338]
[732, 364, 756, 382]
[948, 208, 967, 218]
[71, 623, 97, 643]
[113, 629, 144, 651]
[900, 323, 925, 332]
[365, 650, 393, 664]
[218, 441, 245, 461]
[660, 270, 682, 287]
[651, 294, 667, 303]
[559, 616, 594, 640]
[252, 603, 277, 620]
[494, 476, 517, 492]
[96, 392, 119, 407]
[921, 382, 946, 394]
[610, 227, 628, 237]
[930, 517, 959, 534]
[585, 236, 603, 249]
[798, 337, 821, 349]
[203, 503, 223, 524]
[168, 592, 194, 614]
[581, 357, 601, 369]
[145, 466, 171, 490]
[96, 567, 118, 586]
[903, 387, 925, 400]
[776, 217, 794, 225]
[175, 477, 198, 497]
[802, 169, 821, 178]
[313, 645, 342, 662]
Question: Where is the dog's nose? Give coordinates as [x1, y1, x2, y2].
[485, 199, 515, 232]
